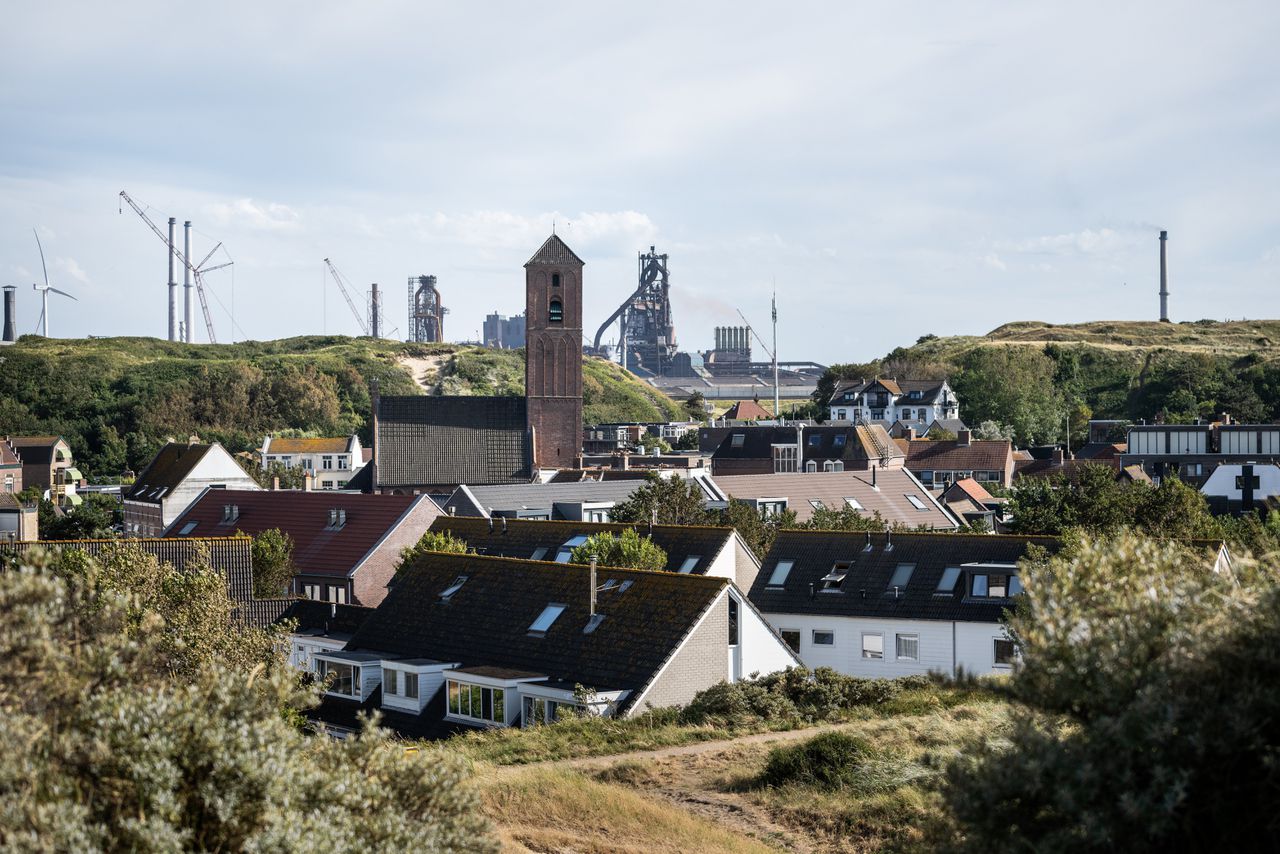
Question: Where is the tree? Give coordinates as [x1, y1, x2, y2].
[716, 499, 797, 560]
[951, 346, 1065, 445]
[250, 528, 295, 598]
[972, 420, 1015, 441]
[568, 528, 667, 571]
[250, 459, 307, 490]
[0, 548, 495, 851]
[672, 429, 700, 451]
[609, 474, 713, 526]
[944, 534, 1280, 852]
[683, 391, 708, 422]
[399, 528, 471, 572]
[41, 492, 121, 540]
[636, 433, 672, 454]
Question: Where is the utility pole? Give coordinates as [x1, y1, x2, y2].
[772, 286, 779, 418]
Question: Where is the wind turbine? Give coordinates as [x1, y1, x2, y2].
[31, 229, 76, 337]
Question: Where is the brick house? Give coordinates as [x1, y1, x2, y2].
[0, 439, 22, 494]
[899, 430, 1015, 489]
[123, 441, 260, 537]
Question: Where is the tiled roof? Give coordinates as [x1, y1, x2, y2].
[710, 469, 957, 529]
[9, 436, 65, 465]
[164, 489, 423, 577]
[375, 395, 531, 488]
[267, 437, 350, 455]
[750, 530, 1061, 623]
[0, 493, 21, 510]
[443, 479, 651, 517]
[904, 439, 1012, 473]
[1014, 458, 1120, 483]
[126, 442, 217, 501]
[946, 477, 995, 504]
[831, 379, 948, 401]
[344, 552, 726, 707]
[427, 516, 736, 575]
[0, 442, 20, 467]
[525, 234, 585, 267]
[1074, 442, 1125, 461]
[279, 599, 375, 636]
[724, 400, 773, 421]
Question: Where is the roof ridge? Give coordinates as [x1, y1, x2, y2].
[408, 550, 730, 584]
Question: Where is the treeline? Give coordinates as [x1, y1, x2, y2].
[815, 327, 1280, 445]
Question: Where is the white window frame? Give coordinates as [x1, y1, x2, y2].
[812, 629, 835, 646]
[861, 632, 884, 660]
[895, 633, 919, 661]
[447, 679, 506, 724]
[767, 559, 794, 587]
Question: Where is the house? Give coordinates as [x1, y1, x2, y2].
[426, 516, 762, 590]
[163, 489, 441, 605]
[888, 418, 968, 439]
[281, 599, 376, 671]
[940, 478, 1003, 529]
[749, 530, 1062, 678]
[900, 430, 1015, 489]
[362, 235, 585, 494]
[8, 436, 80, 506]
[722, 399, 773, 422]
[439, 477, 712, 522]
[827, 378, 959, 426]
[0, 493, 38, 541]
[1121, 422, 1280, 487]
[261, 434, 366, 489]
[1201, 463, 1280, 517]
[707, 468, 959, 529]
[302, 551, 800, 737]
[0, 439, 22, 494]
[706, 423, 904, 477]
[123, 441, 260, 536]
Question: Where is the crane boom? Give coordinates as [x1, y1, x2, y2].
[323, 258, 370, 335]
[736, 308, 774, 360]
[119, 190, 219, 343]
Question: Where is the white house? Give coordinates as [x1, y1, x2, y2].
[828, 378, 959, 426]
[261, 434, 366, 489]
[123, 442, 260, 537]
[1201, 462, 1280, 517]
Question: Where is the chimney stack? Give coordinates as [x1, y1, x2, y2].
[589, 555, 598, 617]
[2, 286, 15, 343]
[1052, 447, 1065, 466]
[1159, 230, 1170, 323]
[167, 217, 177, 341]
[957, 429, 972, 447]
[304, 471, 314, 492]
[183, 221, 193, 343]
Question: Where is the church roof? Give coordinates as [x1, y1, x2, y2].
[525, 234, 584, 267]
[375, 395, 532, 489]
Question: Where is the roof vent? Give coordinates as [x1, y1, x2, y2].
[501, 516, 508, 534]
[328, 508, 338, 527]
[337, 508, 347, 528]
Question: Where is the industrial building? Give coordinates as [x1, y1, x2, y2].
[408, 275, 446, 343]
[592, 246, 678, 376]
[483, 311, 526, 349]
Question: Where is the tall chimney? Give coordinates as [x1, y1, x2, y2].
[1159, 230, 1169, 323]
[167, 217, 177, 341]
[2, 286, 15, 343]
[370, 283, 381, 338]
[183, 221, 193, 343]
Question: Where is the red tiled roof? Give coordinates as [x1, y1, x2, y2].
[723, 399, 772, 421]
[904, 439, 1012, 473]
[947, 477, 995, 503]
[165, 490, 422, 577]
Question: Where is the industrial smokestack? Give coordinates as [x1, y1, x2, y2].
[2, 286, 16, 343]
[167, 217, 177, 341]
[1159, 230, 1169, 323]
[370, 283, 381, 338]
[183, 221, 193, 343]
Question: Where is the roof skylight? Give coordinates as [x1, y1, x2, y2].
[845, 497, 864, 511]
[529, 603, 567, 633]
[888, 563, 915, 589]
[906, 494, 928, 510]
[767, 559, 794, 587]
[678, 555, 700, 573]
[936, 566, 961, 594]
[440, 575, 468, 600]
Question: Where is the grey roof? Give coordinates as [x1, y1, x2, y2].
[710, 469, 957, 528]
[126, 442, 216, 502]
[375, 395, 531, 488]
[442, 479, 650, 518]
[750, 530, 1061, 623]
[831, 378, 950, 402]
[525, 234, 584, 267]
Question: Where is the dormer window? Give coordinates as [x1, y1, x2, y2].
[549, 299, 564, 323]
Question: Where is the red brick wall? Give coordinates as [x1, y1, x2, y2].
[525, 257, 583, 470]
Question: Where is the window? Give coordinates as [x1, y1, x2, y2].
[833, 434, 847, 448]
[780, 629, 800, 653]
[833, 460, 844, 472]
[971, 573, 1017, 598]
[888, 563, 915, 589]
[896, 633, 920, 661]
[845, 497, 864, 511]
[809, 499, 825, 510]
[919, 470, 934, 484]
[303, 583, 321, 600]
[812, 630, 834, 646]
[993, 638, 1017, 666]
[555, 535, 588, 562]
[530, 547, 548, 561]
[975, 470, 997, 482]
[1237, 474, 1262, 490]
[909, 389, 922, 400]
[447, 680, 506, 724]
[906, 494, 928, 510]
[3, 475, 12, 492]
[1009, 575, 1024, 596]
[678, 555, 700, 573]
[804, 460, 818, 473]
[758, 500, 787, 519]
[823, 460, 835, 472]
[322, 456, 334, 470]
[971, 574, 988, 597]
[551, 273, 561, 288]
[730, 433, 745, 448]
[936, 566, 962, 594]
[862, 633, 884, 659]
[440, 575, 468, 600]
[384, 667, 400, 696]
[404, 672, 419, 699]
[337, 456, 348, 469]
[529, 603, 566, 633]
[178, 521, 198, 535]
[328, 585, 347, 604]
[548, 299, 563, 323]
[767, 559, 794, 587]
[807, 433, 822, 447]
[821, 561, 850, 591]
[523, 695, 579, 726]
[774, 446, 798, 473]
[728, 597, 739, 646]
[318, 660, 357, 697]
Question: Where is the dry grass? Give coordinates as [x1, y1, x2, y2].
[481, 765, 779, 853]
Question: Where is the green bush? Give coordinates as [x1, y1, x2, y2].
[758, 732, 874, 790]
[679, 680, 798, 724]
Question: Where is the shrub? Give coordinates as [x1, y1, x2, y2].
[679, 680, 798, 725]
[758, 732, 874, 790]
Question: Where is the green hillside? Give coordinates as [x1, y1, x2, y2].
[819, 319, 1280, 445]
[0, 335, 682, 479]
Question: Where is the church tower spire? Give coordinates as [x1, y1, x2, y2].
[524, 234, 584, 470]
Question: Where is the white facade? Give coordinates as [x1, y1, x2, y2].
[1201, 463, 1280, 503]
[764, 612, 1015, 678]
[262, 434, 366, 490]
[829, 380, 959, 425]
[1219, 429, 1280, 455]
[1127, 428, 1209, 455]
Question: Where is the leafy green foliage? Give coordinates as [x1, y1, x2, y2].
[0, 544, 494, 850]
[39, 492, 121, 540]
[714, 499, 796, 560]
[946, 534, 1280, 852]
[568, 528, 668, 571]
[399, 529, 471, 572]
[609, 474, 714, 526]
[680, 667, 921, 726]
[758, 732, 874, 790]
[249, 528, 295, 598]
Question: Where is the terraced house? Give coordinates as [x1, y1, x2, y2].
[260, 434, 366, 489]
[301, 552, 799, 738]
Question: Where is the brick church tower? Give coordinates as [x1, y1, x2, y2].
[525, 234, 584, 470]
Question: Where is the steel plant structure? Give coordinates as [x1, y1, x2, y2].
[408, 275, 446, 343]
[592, 246, 677, 376]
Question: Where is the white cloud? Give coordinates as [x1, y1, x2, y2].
[53, 257, 89, 285]
[1001, 228, 1135, 256]
[982, 252, 1007, 271]
[205, 199, 301, 233]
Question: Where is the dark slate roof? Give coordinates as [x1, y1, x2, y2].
[712, 426, 799, 461]
[904, 439, 1012, 473]
[8, 436, 64, 465]
[442, 480, 650, 518]
[427, 516, 736, 575]
[164, 489, 423, 577]
[279, 599, 376, 636]
[344, 552, 727, 706]
[375, 395, 531, 488]
[126, 442, 216, 501]
[750, 530, 1062, 623]
[525, 234, 584, 267]
[831, 379, 949, 402]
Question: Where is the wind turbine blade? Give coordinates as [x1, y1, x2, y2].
[48, 287, 77, 301]
[32, 228, 49, 288]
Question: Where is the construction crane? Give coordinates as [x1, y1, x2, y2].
[323, 258, 370, 336]
[737, 301, 780, 417]
[118, 190, 223, 343]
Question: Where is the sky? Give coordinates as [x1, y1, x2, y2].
[2, 1, 1278, 364]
